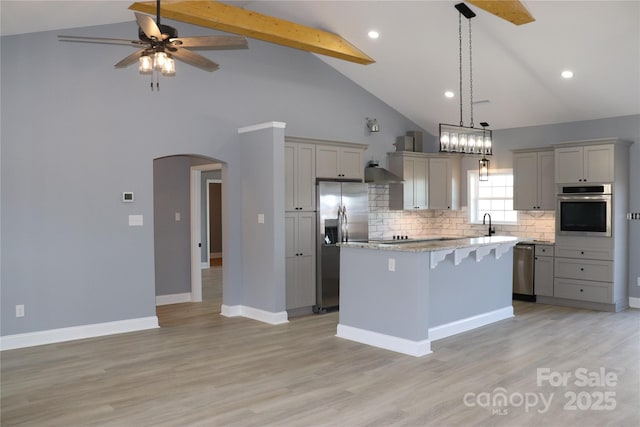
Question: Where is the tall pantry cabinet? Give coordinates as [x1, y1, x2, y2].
[284, 141, 316, 312]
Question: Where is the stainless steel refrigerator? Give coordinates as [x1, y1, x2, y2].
[314, 181, 369, 313]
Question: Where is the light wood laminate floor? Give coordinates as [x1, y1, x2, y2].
[1, 267, 639, 426]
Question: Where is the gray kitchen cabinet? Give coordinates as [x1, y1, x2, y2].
[285, 211, 316, 310]
[428, 156, 461, 210]
[554, 144, 614, 183]
[315, 144, 364, 180]
[285, 141, 316, 211]
[534, 244, 554, 297]
[513, 149, 555, 210]
[388, 153, 428, 210]
[388, 152, 461, 211]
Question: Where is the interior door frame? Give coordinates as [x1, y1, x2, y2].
[190, 163, 222, 302]
[206, 178, 223, 268]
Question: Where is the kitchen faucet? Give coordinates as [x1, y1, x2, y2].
[483, 213, 496, 237]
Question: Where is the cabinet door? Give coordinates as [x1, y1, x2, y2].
[316, 145, 340, 179]
[584, 144, 614, 183]
[296, 144, 316, 211]
[537, 151, 556, 210]
[284, 213, 297, 258]
[339, 148, 364, 180]
[513, 152, 538, 210]
[414, 158, 428, 209]
[555, 146, 583, 183]
[401, 158, 416, 209]
[534, 256, 554, 296]
[428, 158, 450, 209]
[285, 212, 316, 310]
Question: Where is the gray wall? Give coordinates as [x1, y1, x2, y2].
[1, 18, 426, 336]
[239, 125, 286, 313]
[153, 156, 192, 297]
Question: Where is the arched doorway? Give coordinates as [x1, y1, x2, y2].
[153, 155, 226, 314]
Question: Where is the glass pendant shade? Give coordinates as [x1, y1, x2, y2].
[479, 157, 490, 181]
[154, 51, 168, 70]
[139, 55, 153, 74]
[161, 56, 176, 76]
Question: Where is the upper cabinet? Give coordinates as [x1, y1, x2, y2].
[316, 144, 364, 180]
[285, 142, 316, 211]
[387, 152, 461, 210]
[554, 144, 614, 183]
[388, 154, 428, 210]
[428, 156, 461, 210]
[513, 149, 555, 210]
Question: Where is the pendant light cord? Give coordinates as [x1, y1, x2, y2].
[458, 12, 463, 127]
[469, 18, 474, 128]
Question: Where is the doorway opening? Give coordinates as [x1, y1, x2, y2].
[153, 155, 226, 315]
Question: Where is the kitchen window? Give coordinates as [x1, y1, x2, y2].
[468, 169, 518, 224]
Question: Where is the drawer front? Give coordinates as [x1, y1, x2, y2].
[535, 244, 554, 257]
[554, 278, 612, 303]
[555, 246, 613, 261]
[554, 258, 613, 282]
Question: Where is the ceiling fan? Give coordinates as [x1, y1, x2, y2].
[58, 0, 248, 90]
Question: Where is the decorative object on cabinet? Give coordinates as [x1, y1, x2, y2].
[438, 4, 493, 158]
[366, 118, 380, 133]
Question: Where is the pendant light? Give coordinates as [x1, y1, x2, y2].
[439, 3, 493, 168]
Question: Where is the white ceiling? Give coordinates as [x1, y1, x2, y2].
[2, 1, 639, 134]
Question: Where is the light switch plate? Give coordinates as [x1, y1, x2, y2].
[16, 305, 24, 318]
[129, 215, 143, 226]
[258, 213, 265, 224]
[388, 258, 396, 272]
[175, 212, 181, 222]
[637, 277, 640, 287]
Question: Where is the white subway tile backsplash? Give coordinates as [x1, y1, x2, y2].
[367, 184, 555, 241]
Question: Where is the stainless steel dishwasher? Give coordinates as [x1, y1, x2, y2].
[513, 243, 535, 301]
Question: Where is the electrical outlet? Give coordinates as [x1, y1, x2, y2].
[16, 305, 24, 318]
[388, 258, 396, 272]
[175, 212, 181, 221]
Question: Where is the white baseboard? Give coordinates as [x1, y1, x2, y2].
[0, 316, 159, 351]
[629, 297, 640, 309]
[336, 324, 432, 357]
[220, 304, 289, 325]
[428, 306, 514, 341]
[156, 293, 192, 306]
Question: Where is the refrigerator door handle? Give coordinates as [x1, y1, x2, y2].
[337, 206, 343, 243]
[342, 206, 348, 242]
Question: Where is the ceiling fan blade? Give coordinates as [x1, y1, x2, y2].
[170, 36, 248, 50]
[135, 12, 162, 40]
[171, 48, 219, 72]
[467, 0, 535, 25]
[114, 48, 147, 68]
[58, 35, 146, 47]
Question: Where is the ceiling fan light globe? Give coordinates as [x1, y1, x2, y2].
[139, 55, 153, 74]
[162, 57, 176, 76]
[154, 51, 168, 70]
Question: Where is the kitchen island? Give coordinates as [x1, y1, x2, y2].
[336, 236, 518, 356]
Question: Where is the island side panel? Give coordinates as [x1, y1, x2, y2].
[429, 248, 514, 330]
[338, 247, 429, 342]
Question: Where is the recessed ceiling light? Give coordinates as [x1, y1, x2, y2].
[368, 30, 379, 39]
[444, 91, 455, 98]
[561, 70, 574, 79]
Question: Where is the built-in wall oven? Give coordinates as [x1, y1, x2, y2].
[556, 184, 612, 237]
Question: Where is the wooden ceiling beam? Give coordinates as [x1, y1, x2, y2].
[128, 1, 374, 65]
[467, 1, 535, 25]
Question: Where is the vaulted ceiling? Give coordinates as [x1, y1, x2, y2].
[2, 1, 638, 134]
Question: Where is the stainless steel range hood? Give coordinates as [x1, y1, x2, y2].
[364, 161, 404, 184]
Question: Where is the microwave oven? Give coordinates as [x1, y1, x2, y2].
[556, 184, 612, 237]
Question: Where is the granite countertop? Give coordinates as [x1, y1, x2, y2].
[339, 235, 519, 253]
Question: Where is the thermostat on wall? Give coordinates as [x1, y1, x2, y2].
[122, 192, 134, 203]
